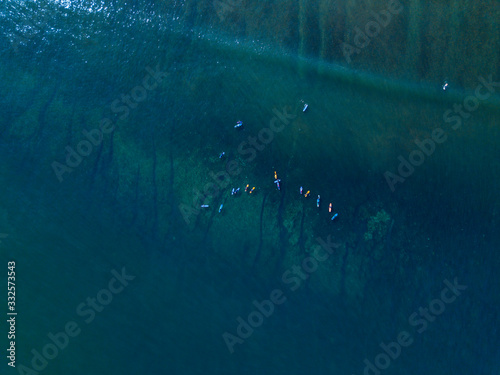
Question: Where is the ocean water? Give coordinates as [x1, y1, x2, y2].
[1, 1, 499, 374]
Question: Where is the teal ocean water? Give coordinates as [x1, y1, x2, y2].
[1, 1, 499, 374]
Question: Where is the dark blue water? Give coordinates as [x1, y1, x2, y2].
[1, 1, 499, 374]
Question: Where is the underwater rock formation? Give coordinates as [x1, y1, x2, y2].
[364, 209, 391, 242]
